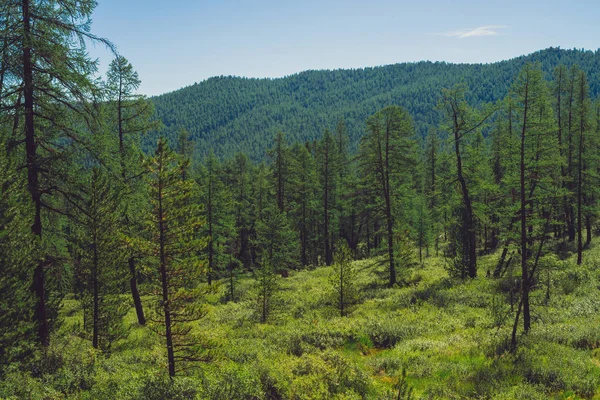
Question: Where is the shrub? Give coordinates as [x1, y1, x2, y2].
[138, 374, 199, 400]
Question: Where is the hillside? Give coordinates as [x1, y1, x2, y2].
[3, 245, 600, 399]
[149, 47, 600, 160]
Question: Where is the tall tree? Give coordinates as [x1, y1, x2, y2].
[1, 0, 112, 346]
[146, 137, 209, 377]
[0, 130, 36, 369]
[359, 106, 416, 287]
[223, 152, 253, 268]
[289, 142, 318, 266]
[573, 70, 593, 264]
[318, 129, 337, 265]
[270, 131, 289, 213]
[438, 84, 495, 278]
[196, 151, 234, 285]
[74, 167, 127, 351]
[106, 55, 156, 326]
[508, 63, 561, 348]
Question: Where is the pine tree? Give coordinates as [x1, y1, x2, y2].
[438, 84, 495, 279]
[0, 130, 36, 370]
[270, 131, 289, 213]
[255, 257, 278, 324]
[1, 0, 112, 347]
[572, 70, 593, 264]
[359, 106, 416, 287]
[317, 128, 338, 266]
[329, 241, 358, 317]
[146, 137, 210, 377]
[223, 152, 253, 268]
[74, 167, 127, 351]
[289, 142, 318, 267]
[508, 63, 562, 349]
[106, 55, 157, 326]
[196, 151, 234, 285]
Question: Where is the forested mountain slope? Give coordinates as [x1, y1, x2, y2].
[150, 47, 600, 160]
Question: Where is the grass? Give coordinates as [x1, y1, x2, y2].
[3, 242, 600, 399]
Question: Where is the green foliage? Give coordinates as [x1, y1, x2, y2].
[254, 257, 279, 324]
[329, 241, 359, 317]
[145, 137, 212, 375]
[72, 167, 128, 352]
[150, 48, 600, 161]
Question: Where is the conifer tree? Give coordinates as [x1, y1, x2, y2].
[270, 131, 290, 213]
[255, 257, 278, 324]
[318, 128, 338, 265]
[329, 241, 358, 317]
[0, 132, 36, 369]
[289, 142, 318, 266]
[224, 152, 253, 268]
[74, 167, 127, 351]
[573, 70, 593, 264]
[146, 137, 210, 377]
[196, 151, 234, 284]
[1, 0, 112, 347]
[508, 63, 562, 349]
[360, 106, 416, 287]
[438, 84, 495, 278]
[106, 55, 157, 326]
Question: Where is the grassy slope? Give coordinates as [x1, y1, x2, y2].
[4, 243, 600, 399]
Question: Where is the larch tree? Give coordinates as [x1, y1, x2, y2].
[74, 167, 127, 351]
[270, 131, 290, 213]
[329, 241, 358, 317]
[289, 142, 318, 267]
[318, 128, 337, 266]
[438, 84, 495, 279]
[146, 137, 210, 377]
[196, 151, 234, 285]
[106, 55, 157, 326]
[1, 0, 112, 346]
[508, 63, 562, 349]
[573, 70, 593, 264]
[359, 105, 416, 287]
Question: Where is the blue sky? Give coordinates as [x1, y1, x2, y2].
[87, 0, 600, 96]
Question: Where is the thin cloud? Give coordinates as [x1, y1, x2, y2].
[437, 25, 510, 39]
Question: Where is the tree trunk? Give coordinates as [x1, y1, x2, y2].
[454, 124, 477, 278]
[92, 232, 99, 349]
[520, 79, 531, 334]
[158, 176, 175, 377]
[385, 200, 395, 287]
[23, 0, 49, 347]
[129, 257, 145, 325]
[118, 74, 145, 326]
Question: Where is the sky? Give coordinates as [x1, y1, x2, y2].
[86, 0, 600, 96]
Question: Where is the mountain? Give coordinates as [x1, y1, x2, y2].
[147, 47, 600, 161]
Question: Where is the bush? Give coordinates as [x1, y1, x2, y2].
[367, 317, 418, 348]
[199, 362, 263, 400]
[138, 374, 199, 400]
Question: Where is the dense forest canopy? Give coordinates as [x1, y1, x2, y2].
[150, 47, 600, 160]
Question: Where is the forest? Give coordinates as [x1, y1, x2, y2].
[2, 0, 600, 399]
[150, 46, 600, 160]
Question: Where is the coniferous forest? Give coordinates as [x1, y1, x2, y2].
[2, 1, 600, 399]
